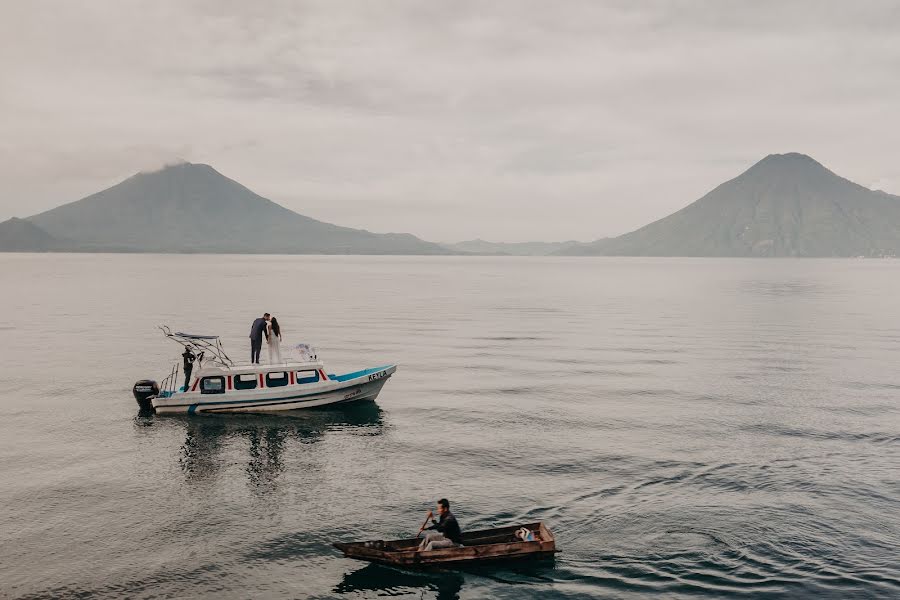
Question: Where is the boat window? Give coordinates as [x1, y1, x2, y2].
[266, 371, 289, 388]
[296, 370, 320, 384]
[234, 373, 257, 390]
[199, 376, 226, 395]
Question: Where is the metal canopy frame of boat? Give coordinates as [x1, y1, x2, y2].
[159, 325, 234, 367]
[334, 522, 557, 567]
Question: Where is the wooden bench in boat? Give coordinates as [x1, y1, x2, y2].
[333, 522, 556, 567]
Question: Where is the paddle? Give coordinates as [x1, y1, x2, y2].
[417, 510, 433, 536]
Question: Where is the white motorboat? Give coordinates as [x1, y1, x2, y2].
[133, 327, 397, 415]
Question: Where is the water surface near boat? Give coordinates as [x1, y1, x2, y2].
[0, 255, 898, 598]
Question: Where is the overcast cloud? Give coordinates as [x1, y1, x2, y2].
[1, 0, 899, 242]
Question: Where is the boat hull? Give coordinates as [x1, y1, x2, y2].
[152, 366, 395, 415]
[334, 522, 557, 567]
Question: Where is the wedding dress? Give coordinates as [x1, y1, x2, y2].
[267, 323, 283, 364]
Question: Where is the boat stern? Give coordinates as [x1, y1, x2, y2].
[132, 379, 160, 412]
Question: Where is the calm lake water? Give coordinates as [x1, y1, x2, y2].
[0, 255, 898, 599]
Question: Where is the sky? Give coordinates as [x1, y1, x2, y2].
[1, 1, 899, 242]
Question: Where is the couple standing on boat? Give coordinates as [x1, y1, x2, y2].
[249, 313, 283, 364]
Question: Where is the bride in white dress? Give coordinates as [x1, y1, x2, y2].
[267, 316, 283, 364]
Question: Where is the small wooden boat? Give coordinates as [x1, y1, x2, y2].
[333, 522, 556, 567]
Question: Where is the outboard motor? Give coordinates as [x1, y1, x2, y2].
[132, 379, 159, 412]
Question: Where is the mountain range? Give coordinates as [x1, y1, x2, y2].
[2, 153, 899, 257]
[561, 153, 900, 257]
[2, 163, 449, 254]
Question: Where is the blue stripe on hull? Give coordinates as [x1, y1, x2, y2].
[328, 366, 393, 382]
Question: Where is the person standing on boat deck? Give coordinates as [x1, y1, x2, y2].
[418, 498, 462, 551]
[249, 313, 270, 364]
[181, 346, 196, 391]
[267, 316, 283, 364]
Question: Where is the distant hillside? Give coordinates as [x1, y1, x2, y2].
[442, 239, 585, 256]
[10, 163, 451, 255]
[562, 153, 900, 257]
[0, 217, 68, 251]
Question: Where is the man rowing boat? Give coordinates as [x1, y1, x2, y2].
[417, 498, 462, 551]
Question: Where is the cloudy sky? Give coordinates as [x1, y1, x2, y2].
[1, 1, 898, 242]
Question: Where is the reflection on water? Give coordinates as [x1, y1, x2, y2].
[245, 426, 287, 491]
[334, 559, 557, 600]
[335, 563, 464, 600]
[134, 401, 384, 488]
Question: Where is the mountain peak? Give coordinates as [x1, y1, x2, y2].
[762, 152, 819, 163]
[139, 161, 216, 174]
[747, 152, 826, 175]
[126, 162, 229, 192]
[735, 153, 837, 187]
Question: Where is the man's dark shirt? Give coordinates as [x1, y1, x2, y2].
[182, 349, 196, 370]
[182, 348, 195, 384]
[250, 318, 268, 342]
[427, 511, 462, 544]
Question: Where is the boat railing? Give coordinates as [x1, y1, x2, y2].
[159, 362, 179, 396]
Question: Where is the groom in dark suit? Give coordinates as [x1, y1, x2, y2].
[250, 313, 270, 364]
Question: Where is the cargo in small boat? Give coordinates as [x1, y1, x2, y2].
[333, 522, 556, 567]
